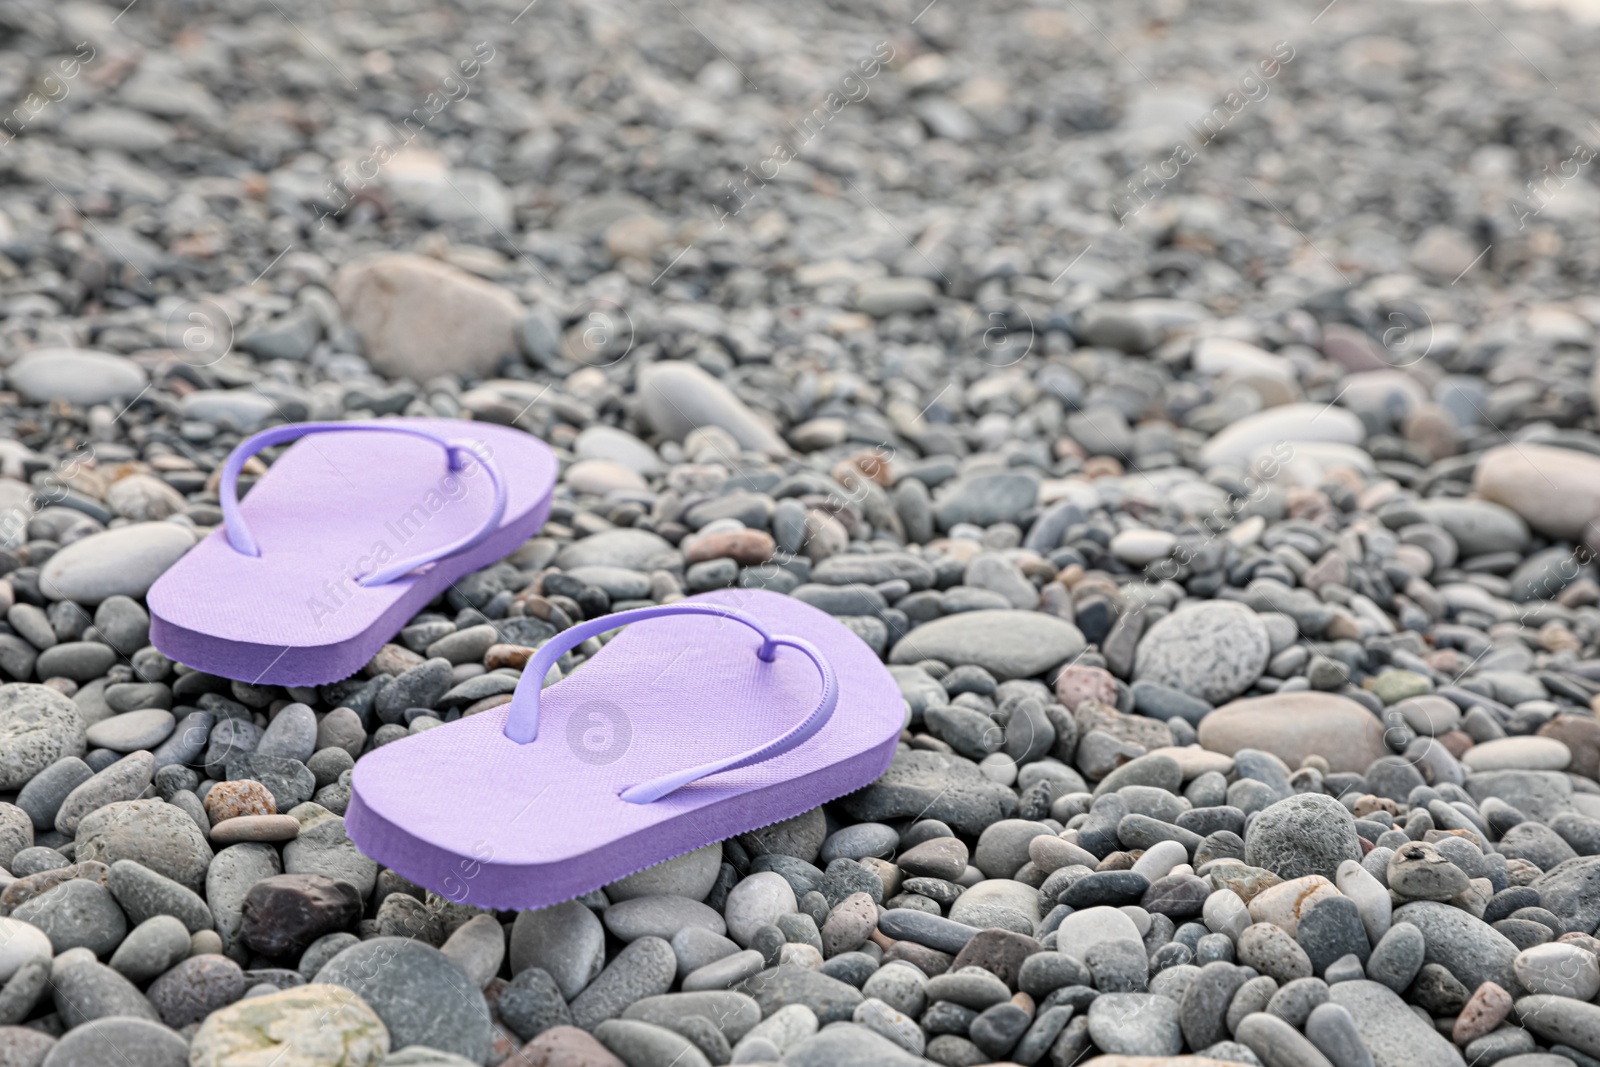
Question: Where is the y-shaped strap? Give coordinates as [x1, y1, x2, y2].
[502, 603, 839, 804]
[219, 421, 507, 587]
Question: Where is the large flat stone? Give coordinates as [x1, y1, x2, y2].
[889, 611, 1085, 681]
[1475, 442, 1600, 541]
[1197, 692, 1389, 774]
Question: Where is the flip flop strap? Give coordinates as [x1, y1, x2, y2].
[502, 603, 840, 804]
[219, 420, 508, 587]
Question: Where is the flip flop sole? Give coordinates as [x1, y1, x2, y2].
[346, 589, 906, 911]
[148, 419, 555, 686]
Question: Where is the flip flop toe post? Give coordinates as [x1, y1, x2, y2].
[148, 419, 556, 686]
[346, 590, 905, 910]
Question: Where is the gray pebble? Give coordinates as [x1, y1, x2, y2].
[496, 966, 573, 1041]
[37, 1016, 186, 1067]
[510, 900, 606, 999]
[569, 935, 677, 1030]
[316, 937, 491, 1062]
[51, 948, 161, 1027]
[108, 915, 192, 983]
[15, 756, 93, 831]
[12, 878, 127, 956]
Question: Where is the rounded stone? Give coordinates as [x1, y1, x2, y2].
[887, 611, 1086, 681]
[0, 917, 53, 981]
[973, 820, 1053, 879]
[189, 983, 390, 1066]
[0, 685, 87, 791]
[1087, 992, 1183, 1056]
[1328, 978, 1466, 1067]
[1134, 602, 1271, 704]
[821, 824, 899, 865]
[204, 779, 278, 821]
[1462, 737, 1572, 772]
[1514, 942, 1600, 1000]
[738, 808, 826, 863]
[210, 815, 301, 844]
[8, 349, 147, 406]
[1238, 922, 1314, 984]
[1392, 901, 1517, 991]
[603, 895, 725, 942]
[1476, 443, 1600, 541]
[948, 878, 1040, 929]
[1295, 896, 1371, 976]
[38, 1017, 187, 1067]
[607, 842, 722, 902]
[637, 360, 788, 453]
[55, 751, 155, 835]
[1200, 403, 1365, 468]
[898, 837, 969, 881]
[496, 967, 573, 1042]
[1200, 693, 1389, 774]
[724, 871, 798, 947]
[315, 938, 490, 1062]
[510, 900, 606, 1000]
[333, 253, 520, 382]
[511, 1026, 626, 1067]
[0, 1027, 54, 1067]
[1366, 922, 1424, 994]
[75, 798, 213, 892]
[11, 879, 127, 957]
[1054, 906, 1144, 957]
[50, 950, 160, 1027]
[40, 523, 196, 605]
[1246, 794, 1364, 881]
[1387, 841, 1469, 902]
[108, 915, 192, 983]
[84, 709, 175, 753]
[106, 857, 212, 927]
[569, 937, 677, 1031]
[256, 703, 318, 763]
[146, 953, 247, 1028]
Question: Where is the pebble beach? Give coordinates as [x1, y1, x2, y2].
[5, 0, 1600, 1065]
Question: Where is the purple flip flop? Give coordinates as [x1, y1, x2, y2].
[148, 419, 556, 686]
[345, 589, 905, 910]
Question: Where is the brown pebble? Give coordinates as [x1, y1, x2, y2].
[505, 1025, 626, 1067]
[485, 644, 537, 670]
[1452, 980, 1511, 1045]
[843, 450, 894, 487]
[1352, 795, 1400, 818]
[1434, 730, 1474, 759]
[683, 529, 775, 566]
[950, 928, 1041, 988]
[0, 861, 108, 915]
[465, 693, 515, 716]
[367, 642, 424, 677]
[1053, 664, 1118, 711]
[882, 939, 953, 976]
[208, 814, 300, 844]
[1539, 714, 1600, 780]
[204, 779, 277, 821]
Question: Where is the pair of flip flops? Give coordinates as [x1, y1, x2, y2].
[149, 420, 904, 909]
